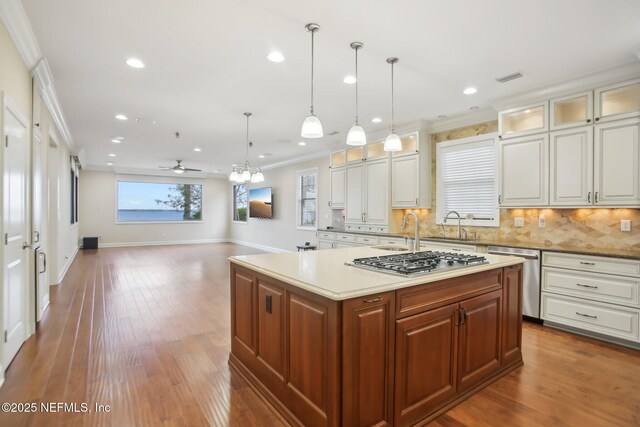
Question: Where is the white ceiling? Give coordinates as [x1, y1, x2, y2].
[22, 0, 640, 175]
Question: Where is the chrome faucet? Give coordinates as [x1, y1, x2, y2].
[401, 212, 420, 252]
[442, 210, 465, 239]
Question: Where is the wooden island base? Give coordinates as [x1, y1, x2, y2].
[229, 263, 523, 427]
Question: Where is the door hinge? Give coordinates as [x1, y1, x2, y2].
[5, 136, 8, 148]
[4, 330, 6, 343]
[4, 233, 7, 245]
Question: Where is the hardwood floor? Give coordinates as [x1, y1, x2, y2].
[0, 243, 638, 426]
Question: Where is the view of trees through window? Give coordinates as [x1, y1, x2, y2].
[233, 184, 248, 222]
[117, 181, 202, 222]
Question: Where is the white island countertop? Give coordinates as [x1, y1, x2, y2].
[229, 246, 524, 301]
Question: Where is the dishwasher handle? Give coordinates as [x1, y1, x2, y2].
[487, 250, 539, 260]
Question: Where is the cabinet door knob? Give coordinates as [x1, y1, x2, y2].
[594, 117, 600, 122]
[35, 122, 40, 127]
[586, 119, 591, 123]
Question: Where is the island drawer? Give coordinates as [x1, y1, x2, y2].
[542, 267, 639, 307]
[336, 233, 356, 243]
[542, 252, 640, 278]
[355, 235, 378, 245]
[541, 294, 640, 342]
[396, 269, 502, 318]
[316, 231, 335, 241]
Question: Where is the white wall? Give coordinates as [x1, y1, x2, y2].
[79, 170, 229, 246]
[229, 156, 332, 252]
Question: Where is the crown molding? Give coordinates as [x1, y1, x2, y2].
[427, 108, 498, 134]
[0, 0, 73, 149]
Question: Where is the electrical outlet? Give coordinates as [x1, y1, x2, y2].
[514, 217, 524, 227]
[538, 214, 546, 228]
[621, 220, 631, 232]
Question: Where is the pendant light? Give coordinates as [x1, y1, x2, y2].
[346, 42, 366, 146]
[301, 23, 323, 138]
[229, 112, 264, 183]
[384, 57, 402, 152]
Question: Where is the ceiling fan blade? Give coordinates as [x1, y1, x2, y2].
[158, 166, 172, 169]
[182, 168, 202, 172]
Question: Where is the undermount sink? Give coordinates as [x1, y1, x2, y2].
[372, 245, 409, 251]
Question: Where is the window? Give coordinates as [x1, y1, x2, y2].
[117, 181, 202, 223]
[436, 134, 499, 227]
[70, 167, 78, 225]
[296, 169, 317, 229]
[233, 184, 248, 222]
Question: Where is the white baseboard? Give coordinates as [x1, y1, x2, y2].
[56, 245, 79, 285]
[97, 238, 228, 248]
[228, 239, 290, 253]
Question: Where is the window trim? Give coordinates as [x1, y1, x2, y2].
[114, 178, 204, 224]
[296, 167, 318, 231]
[435, 133, 500, 228]
[232, 183, 248, 224]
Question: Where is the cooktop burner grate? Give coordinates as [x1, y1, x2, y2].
[347, 251, 488, 276]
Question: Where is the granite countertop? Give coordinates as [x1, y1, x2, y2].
[230, 247, 523, 301]
[318, 228, 640, 260]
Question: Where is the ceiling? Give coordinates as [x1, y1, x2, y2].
[22, 0, 640, 175]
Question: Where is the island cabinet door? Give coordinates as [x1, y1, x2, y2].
[342, 292, 395, 427]
[257, 280, 285, 379]
[394, 302, 459, 427]
[457, 289, 503, 392]
[230, 266, 256, 360]
[502, 265, 523, 366]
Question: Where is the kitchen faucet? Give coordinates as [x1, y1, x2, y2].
[401, 212, 420, 252]
[442, 210, 466, 239]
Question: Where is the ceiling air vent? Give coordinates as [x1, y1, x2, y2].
[327, 130, 339, 136]
[495, 72, 524, 83]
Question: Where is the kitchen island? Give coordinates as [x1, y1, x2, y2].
[229, 246, 524, 427]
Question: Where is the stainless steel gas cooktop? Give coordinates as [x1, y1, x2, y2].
[346, 251, 488, 276]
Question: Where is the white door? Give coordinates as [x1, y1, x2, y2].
[499, 134, 549, 207]
[345, 164, 365, 224]
[3, 100, 29, 368]
[329, 167, 345, 209]
[550, 127, 593, 206]
[365, 158, 388, 225]
[594, 118, 640, 207]
[391, 154, 420, 208]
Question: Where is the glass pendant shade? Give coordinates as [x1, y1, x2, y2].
[250, 172, 259, 183]
[384, 133, 402, 151]
[229, 170, 238, 181]
[346, 124, 366, 146]
[242, 169, 251, 181]
[301, 114, 323, 138]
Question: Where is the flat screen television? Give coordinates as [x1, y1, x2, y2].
[249, 187, 273, 219]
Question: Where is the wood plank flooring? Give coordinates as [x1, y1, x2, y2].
[0, 243, 638, 426]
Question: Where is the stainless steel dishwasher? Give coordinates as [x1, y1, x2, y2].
[487, 246, 541, 321]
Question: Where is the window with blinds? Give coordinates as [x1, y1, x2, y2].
[436, 135, 499, 227]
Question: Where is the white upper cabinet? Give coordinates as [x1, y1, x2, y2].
[549, 127, 593, 206]
[498, 101, 549, 139]
[593, 118, 640, 207]
[594, 79, 640, 124]
[550, 91, 593, 130]
[390, 131, 431, 208]
[330, 150, 346, 168]
[346, 146, 365, 163]
[345, 163, 366, 223]
[499, 134, 549, 207]
[365, 159, 389, 225]
[329, 167, 346, 209]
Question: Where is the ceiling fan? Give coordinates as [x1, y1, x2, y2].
[158, 160, 201, 174]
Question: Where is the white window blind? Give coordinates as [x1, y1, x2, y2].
[436, 136, 499, 227]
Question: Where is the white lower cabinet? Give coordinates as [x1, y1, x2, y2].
[542, 251, 640, 346]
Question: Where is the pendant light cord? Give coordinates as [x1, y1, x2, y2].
[390, 60, 395, 133]
[310, 29, 315, 115]
[355, 46, 359, 125]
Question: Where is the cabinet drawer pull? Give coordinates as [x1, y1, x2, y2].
[576, 283, 598, 289]
[459, 307, 467, 325]
[580, 261, 595, 266]
[363, 296, 383, 303]
[576, 312, 597, 319]
[594, 192, 598, 203]
[415, 198, 419, 206]
[265, 295, 273, 314]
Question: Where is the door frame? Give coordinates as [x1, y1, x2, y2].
[0, 91, 34, 380]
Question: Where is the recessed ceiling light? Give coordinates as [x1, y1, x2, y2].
[463, 87, 478, 95]
[126, 58, 145, 68]
[107, 162, 114, 166]
[108, 153, 117, 157]
[371, 117, 382, 123]
[267, 51, 284, 62]
[111, 139, 122, 143]
[437, 115, 447, 119]
[343, 75, 356, 84]
[298, 141, 307, 146]
[258, 154, 265, 158]
[524, 109, 531, 113]
[115, 114, 128, 120]
[193, 147, 202, 152]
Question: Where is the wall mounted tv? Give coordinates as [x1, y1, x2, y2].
[249, 187, 273, 219]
